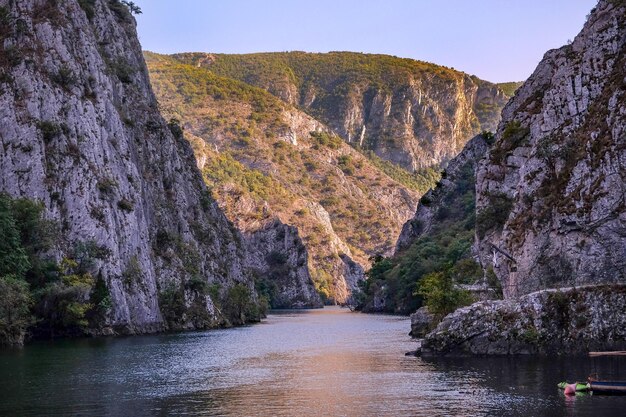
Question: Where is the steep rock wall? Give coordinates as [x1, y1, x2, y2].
[243, 219, 323, 309]
[396, 134, 490, 254]
[0, 0, 254, 333]
[475, 0, 626, 297]
[422, 285, 626, 356]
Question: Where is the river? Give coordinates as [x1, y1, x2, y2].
[1, 307, 626, 416]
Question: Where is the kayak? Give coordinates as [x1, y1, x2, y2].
[559, 380, 626, 395]
[558, 382, 589, 393]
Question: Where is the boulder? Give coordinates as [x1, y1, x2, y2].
[410, 307, 435, 338]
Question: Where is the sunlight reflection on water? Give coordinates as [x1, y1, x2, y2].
[2, 307, 626, 416]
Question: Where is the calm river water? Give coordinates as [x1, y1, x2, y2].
[1, 307, 626, 416]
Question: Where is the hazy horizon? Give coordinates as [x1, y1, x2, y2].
[133, 0, 597, 83]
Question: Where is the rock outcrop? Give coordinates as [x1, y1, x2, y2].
[422, 285, 626, 356]
[172, 52, 513, 171]
[410, 306, 435, 338]
[358, 134, 489, 314]
[243, 219, 322, 308]
[0, 0, 257, 334]
[475, 0, 626, 298]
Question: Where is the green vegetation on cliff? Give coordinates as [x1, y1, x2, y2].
[362, 150, 441, 194]
[173, 51, 464, 94]
[146, 52, 287, 130]
[0, 194, 111, 346]
[417, 268, 474, 319]
[171, 51, 512, 171]
[496, 81, 524, 97]
[356, 161, 480, 315]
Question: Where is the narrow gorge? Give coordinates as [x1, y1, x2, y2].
[145, 52, 517, 307]
[4, 1, 626, 416]
[0, 0, 512, 343]
[1, 0, 620, 360]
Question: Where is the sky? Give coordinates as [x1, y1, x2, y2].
[132, 0, 598, 83]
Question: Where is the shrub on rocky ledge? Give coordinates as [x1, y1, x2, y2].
[476, 192, 513, 238]
[224, 283, 266, 325]
[417, 269, 474, 319]
[117, 199, 134, 212]
[310, 131, 342, 150]
[0, 275, 33, 346]
[158, 284, 186, 327]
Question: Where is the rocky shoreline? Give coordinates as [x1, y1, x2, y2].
[415, 285, 626, 356]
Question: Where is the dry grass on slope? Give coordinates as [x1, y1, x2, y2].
[146, 52, 435, 299]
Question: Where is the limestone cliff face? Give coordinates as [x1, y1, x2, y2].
[173, 52, 511, 171]
[243, 219, 322, 309]
[475, 0, 626, 297]
[359, 134, 489, 314]
[184, 122, 370, 306]
[319, 76, 505, 171]
[0, 0, 254, 333]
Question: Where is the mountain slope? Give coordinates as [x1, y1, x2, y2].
[145, 52, 432, 303]
[171, 51, 512, 171]
[496, 82, 524, 97]
[0, 0, 261, 344]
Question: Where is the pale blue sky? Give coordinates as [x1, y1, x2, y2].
[133, 0, 597, 83]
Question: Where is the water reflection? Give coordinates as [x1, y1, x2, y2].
[1, 307, 626, 416]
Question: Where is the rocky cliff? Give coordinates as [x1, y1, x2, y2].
[242, 219, 322, 309]
[146, 53, 424, 304]
[475, 0, 626, 298]
[172, 52, 513, 171]
[0, 0, 260, 336]
[185, 132, 323, 309]
[415, 0, 626, 356]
